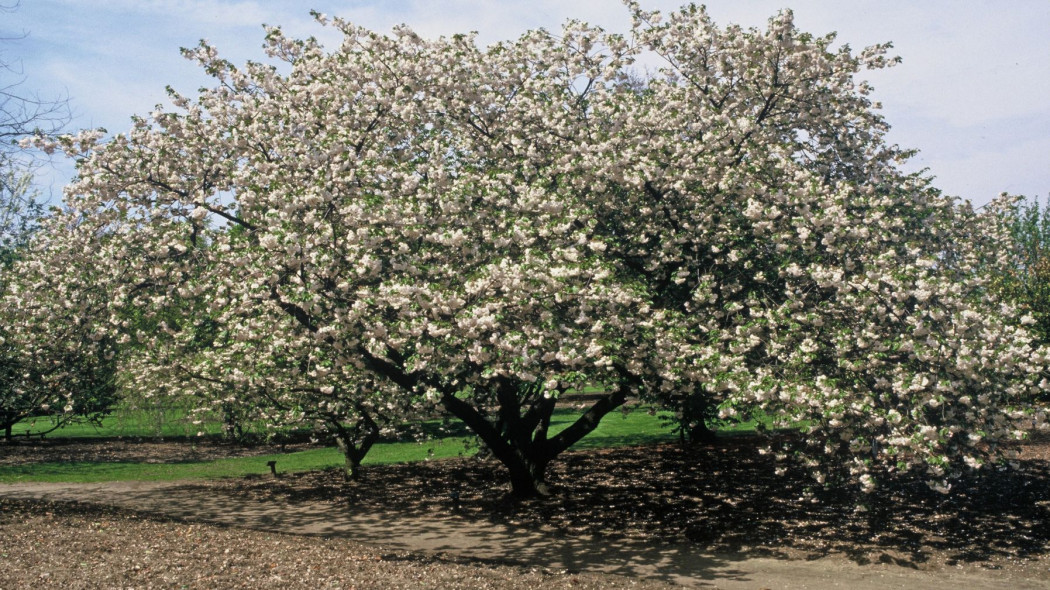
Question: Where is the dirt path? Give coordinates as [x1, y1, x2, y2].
[2, 480, 1048, 589]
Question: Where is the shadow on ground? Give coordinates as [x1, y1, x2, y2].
[223, 437, 1050, 567]
[2, 436, 1049, 588]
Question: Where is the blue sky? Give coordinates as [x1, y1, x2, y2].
[6, 0, 1049, 207]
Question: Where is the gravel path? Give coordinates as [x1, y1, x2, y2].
[3, 479, 1048, 589]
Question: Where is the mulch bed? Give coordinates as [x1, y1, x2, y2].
[0, 437, 313, 465]
[0, 498, 673, 589]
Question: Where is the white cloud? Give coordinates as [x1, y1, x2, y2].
[53, 0, 277, 29]
[918, 133, 1050, 203]
[8, 0, 1049, 205]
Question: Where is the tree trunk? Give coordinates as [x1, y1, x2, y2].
[441, 380, 628, 498]
[327, 411, 380, 482]
[220, 402, 244, 442]
[506, 451, 554, 497]
[3, 423, 11, 441]
[334, 435, 365, 481]
[680, 391, 719, 445]
[688, 420, 719, 444]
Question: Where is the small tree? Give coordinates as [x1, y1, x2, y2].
[1, 0, 62, 260]
[1, 0, 69, 220]
[0, 224, 118, 440]
[0, 165, 117, 442]
[992, 196, 1050, 345]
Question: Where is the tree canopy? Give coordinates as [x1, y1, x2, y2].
[26, 3, 1048, 495]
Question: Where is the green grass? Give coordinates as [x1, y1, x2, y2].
[0, 405, 761, 484]
[0, 437, 476, 483]
[8, 405, 261, 440]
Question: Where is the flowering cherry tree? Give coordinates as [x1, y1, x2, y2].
[0, 3, 110, 440]
[0, 224, 117, 440]
[34, 3, 1046, 496]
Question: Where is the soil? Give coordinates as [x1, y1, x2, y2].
[0, 436, 314, 465]
[2, 434, 1050, 589]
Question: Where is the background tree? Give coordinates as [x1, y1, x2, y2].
[0, 1, 115, 441]
[1, 1, 69, 232]
[993, 196, 1050, 346]
[0, 222, 119, 440]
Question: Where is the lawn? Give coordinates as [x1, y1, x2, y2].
[0, 404, 768, 483]
[7, 404, 259, 439]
